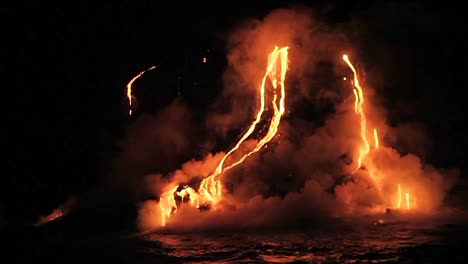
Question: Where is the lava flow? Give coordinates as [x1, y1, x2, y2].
[157, 46, 289, 226]
[33, 208, 64, 226]
[396, 183, 414, 210]
[343, 54, 416, 211]
[126, 65, 156, 115]
[342, 54, 378, 172]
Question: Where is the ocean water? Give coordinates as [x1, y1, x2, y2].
[5, 211, 468, 263]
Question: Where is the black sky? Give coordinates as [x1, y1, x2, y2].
[2, 1, 467, 224]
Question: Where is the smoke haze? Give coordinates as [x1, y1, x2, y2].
[102, 6, 461, 232]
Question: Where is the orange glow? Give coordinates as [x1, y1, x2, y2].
[397, 184, 402, 208]
[34, 209, 64, 226]
[373, 128, 379, 149]
[157, 46, 289, 226]
[396, 184, 415, 210]
[352, 89, 358, 113]
[198, 46, 289, 205]
[342, 54, 423, 213]
[176, 186, 202, 208]
[126, 65, 156, 115]
[343, 55, 370, 172]
[159, 185, 179, 226]
[405, 193, 410, 209]
[203, 57, 207, 63]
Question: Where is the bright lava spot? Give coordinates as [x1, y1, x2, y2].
[373, 128, 379, 149]
[406, 193, 411, 210]
[34, 209, 64, 226]
[397, 184, 402, 208]
[396, 184, 414, 210]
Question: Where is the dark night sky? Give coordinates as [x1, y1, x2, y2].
[2, 1, 467, 224]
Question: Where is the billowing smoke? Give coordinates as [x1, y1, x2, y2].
[206, 7, 347, 136]
[136, 6, 459, 232]
[109, 98, 195, 199]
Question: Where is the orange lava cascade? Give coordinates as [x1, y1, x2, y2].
[343, 54, 422, 210]
[396, 183, 414, 210]
[406, 193, 411, 210]
[158, 185, 179, 227]
[343, 55, 418, 212]
[158, 46, 289, 226]
[397, 184, 402, 208]
[373, 128, 379, 149]
[198, 46, 289, 204]
[126, 66, 156, 115]
[343, 54, 416, 210]
[342, 55, 372, 172]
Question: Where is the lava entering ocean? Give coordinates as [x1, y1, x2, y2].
[35, 8, 459, 232]
[134, 9, 458, 232]
[342, 54, 418, 213]
[155, 46, 289, 226]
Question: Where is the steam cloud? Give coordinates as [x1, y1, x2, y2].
[109, 99, 195, 199]
[132, 7, 459, 232]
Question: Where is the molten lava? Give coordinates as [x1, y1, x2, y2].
[342, 55, 377, 172]
[157, 46, 289, 226]
[397, 184, 402, 208]
[126, 65, 157, 115]
[373, 128, 379, 149]
[34, 209, 64, 226]
[343, 55, 418, 212]
[159, 185, 179, 227]
[396, 184, 414, 210]
[406, 193, 411, 209]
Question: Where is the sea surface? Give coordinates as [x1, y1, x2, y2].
[5, 210, 468, 263]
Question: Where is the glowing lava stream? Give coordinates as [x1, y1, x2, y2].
[343, 55, 381, 198]
[34, 209, 64, 226]
[342, 55, 381, 174]
[126, 66, 157, 115]
[158, 46, 289, 226]
[397, 184, 402, 208]
[396, 184, 413, 210]
[343, 55, 415, 211]
[343, 55, 375, 172]
[373, 128, 379, 149]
